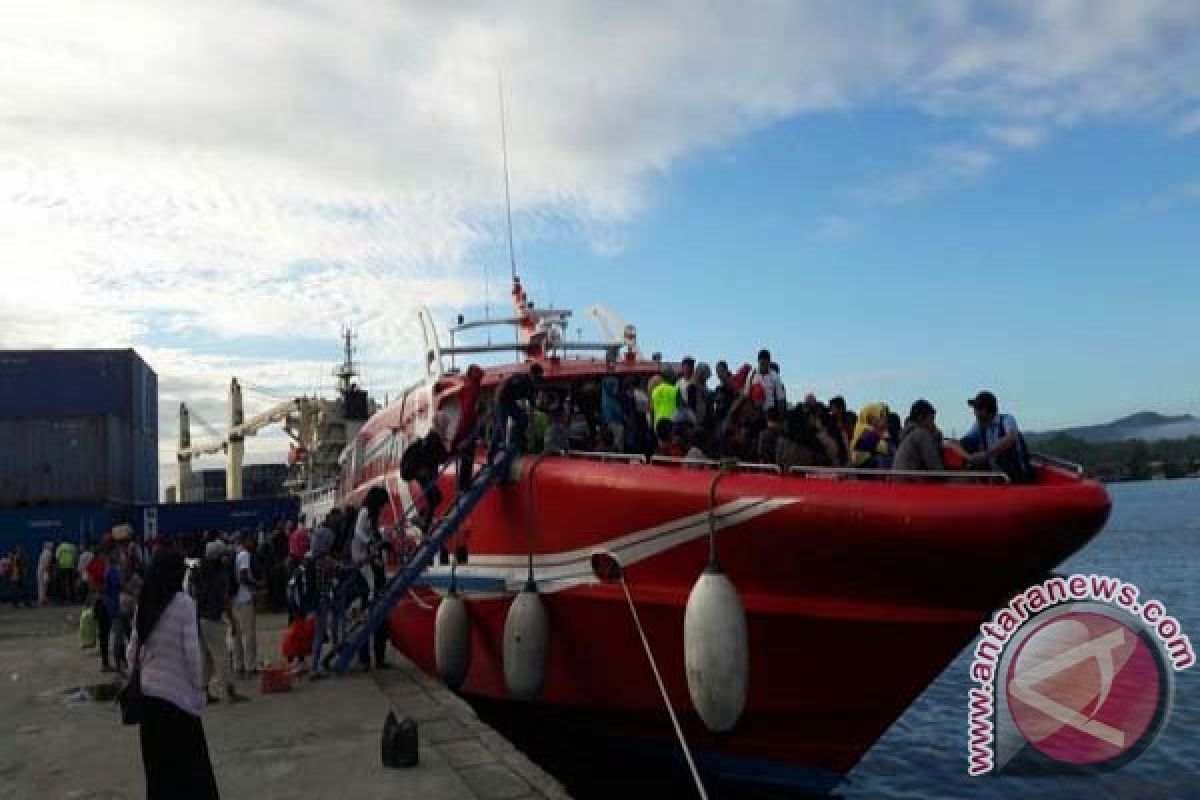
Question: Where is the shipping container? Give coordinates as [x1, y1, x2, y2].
[0, 349, 158, 506]
[0, 414, 158, 506]
[132, 497, 298, 538]
[0, 349, 157, 428]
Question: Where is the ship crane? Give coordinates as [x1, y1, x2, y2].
[174, 328, 373, 502]
[176, 382, 305, 501]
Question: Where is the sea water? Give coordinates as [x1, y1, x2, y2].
[844, 479, 1200, 799]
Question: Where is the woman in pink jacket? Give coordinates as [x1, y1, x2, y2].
[127, 550, 219, 799]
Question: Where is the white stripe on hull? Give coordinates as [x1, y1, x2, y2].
[422, 497, 796, 595]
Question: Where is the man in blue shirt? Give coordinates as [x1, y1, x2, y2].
[960, 391, 1032, 483]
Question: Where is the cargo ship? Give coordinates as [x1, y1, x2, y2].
[310, 278, 1112, 795]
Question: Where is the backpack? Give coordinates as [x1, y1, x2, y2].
[401, 434, 447, 482]
[993, 418, 1034, 484]
[286, 559, 318, 615]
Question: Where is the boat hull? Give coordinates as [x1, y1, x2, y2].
[384, 457, 1111, 790]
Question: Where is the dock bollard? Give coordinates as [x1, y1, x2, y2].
[381, 711, 419, 768]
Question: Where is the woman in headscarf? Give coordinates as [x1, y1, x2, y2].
[352, 487, 392, 670]
[127, 550, 219, 799]
[851, 402, 894, 469]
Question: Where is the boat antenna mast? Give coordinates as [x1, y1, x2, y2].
[334, 325, 359, 395]
[499, 72, 518, 285]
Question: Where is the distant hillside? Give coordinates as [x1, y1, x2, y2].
[1028, 411, 1200, 481]
[1028, 412, 1200, 444]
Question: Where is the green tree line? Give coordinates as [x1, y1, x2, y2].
[1035, 435, 1200, 481]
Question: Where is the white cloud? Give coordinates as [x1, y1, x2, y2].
[1172, 109, 1200, 137]
[2, 1, 1199, 492]
[984, 124, 1046, 149]
[813, 214, 862, 241]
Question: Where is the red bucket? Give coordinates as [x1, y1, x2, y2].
[260, 665, 293, 694]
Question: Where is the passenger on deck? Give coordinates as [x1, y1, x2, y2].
[851, 403, 894, 469]
[544, 406, 570, 456]
[712, 361, 739, 425]
[676, 356, 696, 402]
[961, 391, 1033, 483]
[893, 399, 945, 473]
[568, 406, 593, 451]
[689, 362, 712, 433]
[651, 368, 679, 428]
[654, 418, 677, 456]
[757, 409, 784, 465]
[830, 396, 854, 442]
[672, 399, 698, 436]
[452, 365, 485, 491]
[526, 393, 550, 455]
[601, 377, 626, 452]
[577, 380, 602, 431]
[487, 363, 544, 464]
[401, 430, 447, 535]
[622, 377, 651, 455]
[887, 411, 903, 452]
[813, 403, 849, 467]
[746, 350, 787, 414]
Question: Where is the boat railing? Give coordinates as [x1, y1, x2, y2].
[1030, 452, 1086, 476]
[649, 455, 722, 469]
[299, 483, 338, 520]
[648, 456, 783, 475]
[565, 451, 648, 465]
[300, 483, 337, 504]
[551, 452, 1023, 485]
[787, 465, 1011, 484]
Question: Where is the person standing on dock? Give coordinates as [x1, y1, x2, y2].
[194, 542, 248, 704]
[308, 511, 341, 679]
[37, 542, 53, 606]
[127, 550, 220, 800]
[101, 546, 124, 672]
[55, 539, 78, 604]
[230, 533, 259, 677]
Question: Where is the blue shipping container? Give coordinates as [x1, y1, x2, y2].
[0, 349, 157, 427]
[0, 349, 158, 506]
[0, 414, 158, 507]
[132, 497, 299, 538]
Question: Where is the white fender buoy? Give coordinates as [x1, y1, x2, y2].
[684, 567, 748, 732]
[502, 584, 548, 701]
[435, 592, 471, 690]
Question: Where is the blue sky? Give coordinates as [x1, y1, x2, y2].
[506, 112, 1200, 435]
[3, 1, 1199, 480]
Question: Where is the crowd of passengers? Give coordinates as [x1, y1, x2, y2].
[468, 349, 1033, 484]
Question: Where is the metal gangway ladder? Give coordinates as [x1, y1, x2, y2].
[330, 445, 517, 674]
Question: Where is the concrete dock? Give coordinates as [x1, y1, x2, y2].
[0, 607, 569, 800]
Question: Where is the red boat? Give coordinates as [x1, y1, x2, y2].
[320, 279, 1111, 794]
